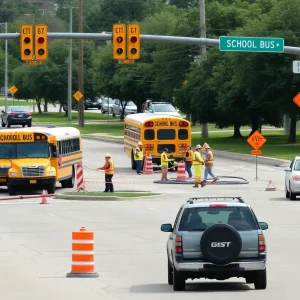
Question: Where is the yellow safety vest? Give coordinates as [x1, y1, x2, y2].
[105, 159, 115, 175]
[161, 152, 168, 166]
[134, 147, 143, 161]
[186, 150, 193, 162]
[193, 151, 203, 166]
[206, 150, 214, 164]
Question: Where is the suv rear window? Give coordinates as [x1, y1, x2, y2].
[179, 207, 258, 232]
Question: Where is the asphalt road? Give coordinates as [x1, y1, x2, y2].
[0, 139, 297, 300]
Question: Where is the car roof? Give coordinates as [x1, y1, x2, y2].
[184, 196, 249, 208]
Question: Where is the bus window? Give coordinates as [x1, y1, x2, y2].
[178, 129, 188, 140]
[144, 129, 155, 140]
[157, 129, 175, 140]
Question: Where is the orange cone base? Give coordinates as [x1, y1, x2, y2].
[66, 271, 99, 278]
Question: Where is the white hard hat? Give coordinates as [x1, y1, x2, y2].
[138, 141, 142, 145]
[195, 144, 202, 149]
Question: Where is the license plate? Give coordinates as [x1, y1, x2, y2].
[18, 114, 23, 117]
[0, 178, 6, 182]
[30, 180, 37, 184]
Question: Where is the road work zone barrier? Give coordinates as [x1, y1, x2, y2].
[67, 226, 99, 278]
[176, 161, 187, 181]
[76, 163, 85, 191]
[143, 154, 154, 174]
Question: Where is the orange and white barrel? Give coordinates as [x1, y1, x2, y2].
[66, 226, 99, 278]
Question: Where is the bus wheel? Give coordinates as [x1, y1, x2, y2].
[8, 185, 16, 196]
[47, 183, 56, 194]
[61, 180, 68, 188]
[131, 153, 137, 170]
[67, 166, 75, 188]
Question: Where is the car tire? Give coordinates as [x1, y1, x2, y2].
[22, 124, 25, 128]
[28, 122, 32, 127]
[168, 259, 173, 285]
[289, 183, 296, 200]
[85, 106, 88, 110]
[253, 269, 267, 290]
[7, 122, 10, 128]
[173, 267, 185, 291]
[285, 184, 290, 198]
[101, 108, 105, 114]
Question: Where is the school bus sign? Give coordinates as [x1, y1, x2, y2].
[247, 130, 267, 150]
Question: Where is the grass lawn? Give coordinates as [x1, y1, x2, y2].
[63, 192, 159, 197]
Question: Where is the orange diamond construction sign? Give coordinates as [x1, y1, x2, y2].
[247, 130, 267, 150]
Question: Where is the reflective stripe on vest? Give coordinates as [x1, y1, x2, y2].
[134, 147, 143, 160]
[192, 151, 202, 166]
[206, 150, 214, 163]
[186, 150, 193, 162]
[161, 152, 168, 166]
[105, 159, 115, 175]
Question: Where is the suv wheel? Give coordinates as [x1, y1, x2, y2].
[253, 269, 267, 290]
[168, 259, 173, 285]
[285, 184, 290, 198]
[173, 268, 185, 291]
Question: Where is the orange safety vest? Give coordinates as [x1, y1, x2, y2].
[186, 150, 193, 162]
[105, 159, 115, 175]
[206, 150, 214, 164]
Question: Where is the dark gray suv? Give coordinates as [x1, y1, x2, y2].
[161, 197, 268, 291]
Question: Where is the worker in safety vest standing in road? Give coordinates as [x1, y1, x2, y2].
[185, 145, 194, 179]
[161, 148, 173, 181]
[201, 143, 219, 187]
[192, 144, 204, 188]
[97, 153, 115, 192]
[134, 141, 143, 175]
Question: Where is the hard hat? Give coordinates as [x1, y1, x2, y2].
[105, 153, 111, 158]
[138, 141, 142, 145]
[203, 143, 210, 149]
[195, 144, 202, 149]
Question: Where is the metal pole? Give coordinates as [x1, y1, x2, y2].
[199, 0, 208, 139]
[4, 22, 8, 112]
[255, 155, 258, 181]
[78, 0, 84, 127]
[67, 7, 73, 121]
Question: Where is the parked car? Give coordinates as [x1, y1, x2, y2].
[161, 196, 268, 291]
[284, 157, 300, 200]
[143, 101, 181, 117]
[111, 100, 137, 118]
[84, 98, 102, 110]
[101, 98, 114, 114]
[1, 106, 32, 127]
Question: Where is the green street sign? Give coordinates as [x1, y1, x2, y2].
[219, 36, 284, 53]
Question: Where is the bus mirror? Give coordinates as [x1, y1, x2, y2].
[51, 144, 57, 158]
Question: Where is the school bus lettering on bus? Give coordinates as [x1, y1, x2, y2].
[0, 133, 33, 142]
[153, 121, 177, 126]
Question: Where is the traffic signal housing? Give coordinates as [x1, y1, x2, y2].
[35, 24, 48, 60]
[113, 24, 126, 60]
[127, 24, 140, 60]
[20, 24, 33, 61]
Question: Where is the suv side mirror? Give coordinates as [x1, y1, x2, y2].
[259, 222, 268, 230]
[161, 223, 173, 232]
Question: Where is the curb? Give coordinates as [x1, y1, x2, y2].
[81, 136, 291, 167]
[54, 193, 162, 201]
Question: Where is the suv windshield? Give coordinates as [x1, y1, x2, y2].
[179, 206, 258, 232]
[153, 104, 177, 112]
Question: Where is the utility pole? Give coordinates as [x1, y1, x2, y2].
[78, 0, 84, 127]
[199, 0, 209, 139]
[68, 6, 74, 121]
[4, 22, 8, 112]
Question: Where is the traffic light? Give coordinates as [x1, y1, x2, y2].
[113, 24, 126, 60]
[127, 24, 140, 60]
[35, 24, 48, 60]
[20, 24, 33, 61]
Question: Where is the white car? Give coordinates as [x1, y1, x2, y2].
[285, 157, 300, 200]
[100, 98, 114, 114]
[144, 102, 181, 117]
[111, 100, 137, 118]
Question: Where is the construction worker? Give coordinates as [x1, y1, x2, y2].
[97, 153, 114, 192]
[161, 148, 173, 180]
[185, 145, 193, 179]
[134, 141, 143, 175]
[192, 144, 204, 188]
[201, 143, 219, 187]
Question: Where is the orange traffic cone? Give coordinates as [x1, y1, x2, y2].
[176, 161, 187, 181]
[40, 189, 49, 204]
[143, 154, 154, 174]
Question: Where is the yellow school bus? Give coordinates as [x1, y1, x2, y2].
[124, 113, 191, 169]
[0, 127, 82, 195]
